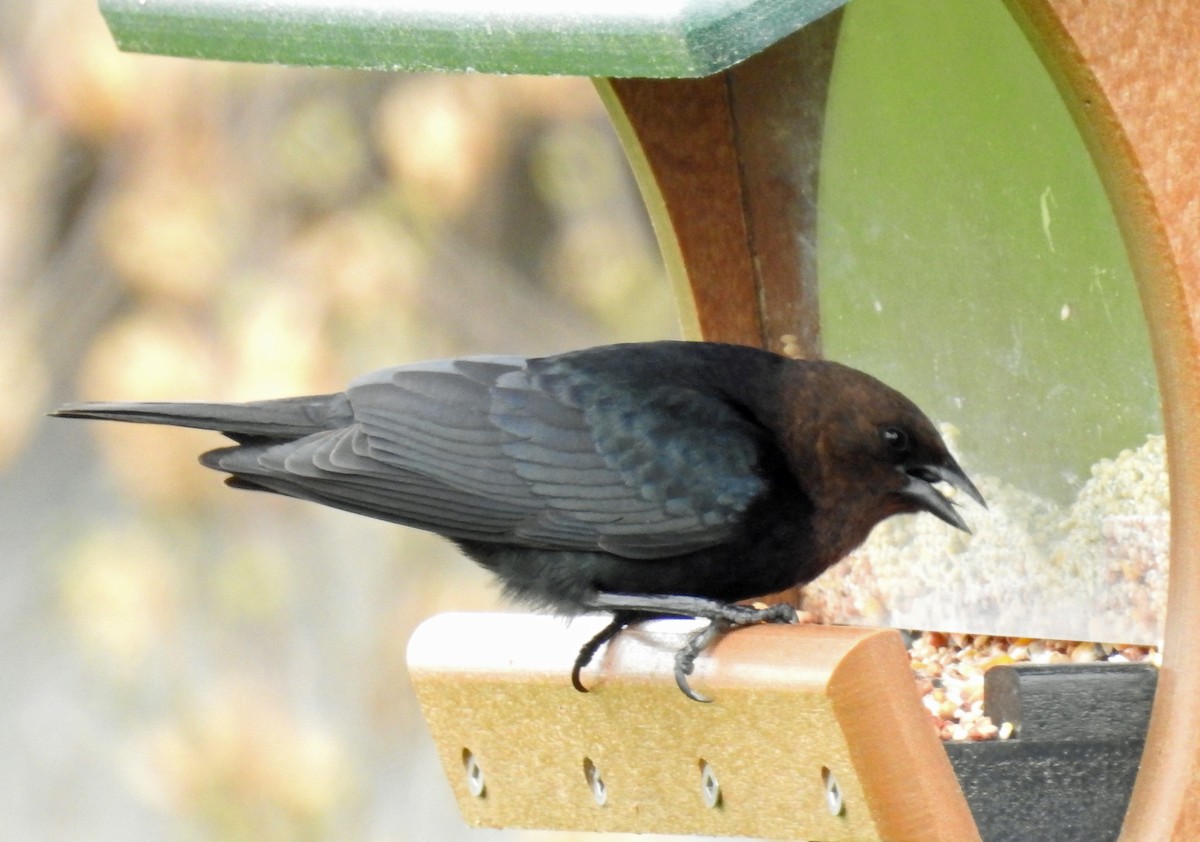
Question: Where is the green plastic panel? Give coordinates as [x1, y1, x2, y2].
[98, 0, 847, 77]
[810, 0, 1163, 644]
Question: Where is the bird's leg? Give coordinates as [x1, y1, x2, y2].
[582, 592, 799, 701]
[572, 611, 639, 693]
[585, 591, 798, 626]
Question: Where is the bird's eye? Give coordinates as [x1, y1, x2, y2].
[880, 426, 910, 454]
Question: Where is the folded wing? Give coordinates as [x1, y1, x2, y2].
[205, 353, 769, 559]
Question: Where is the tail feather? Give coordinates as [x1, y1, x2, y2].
[51, 394, 352, 441]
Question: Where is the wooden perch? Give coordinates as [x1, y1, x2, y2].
[408, 612, 980, 841]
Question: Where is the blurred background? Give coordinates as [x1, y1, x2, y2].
[1, 1, 680, 839]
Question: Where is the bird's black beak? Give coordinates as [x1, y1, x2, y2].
[899, 459, 986, 533]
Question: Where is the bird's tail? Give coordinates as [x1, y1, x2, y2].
[51, 394, 351, 441]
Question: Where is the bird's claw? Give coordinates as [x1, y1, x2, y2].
[674, 661, 710, 703]
[571, 613, 635, 693]
[571, 654, 591, 694]
[673, 602, 799, 703]
[673, 619, 726, 703]
[572, 599, 801, 701]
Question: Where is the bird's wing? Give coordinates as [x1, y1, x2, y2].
[209, 355, 768, 559]
[502, 357, 768, 557]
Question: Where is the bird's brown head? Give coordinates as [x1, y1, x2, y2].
[777, 360, 985, 552]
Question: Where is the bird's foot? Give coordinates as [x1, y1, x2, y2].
[673, 619, 726, 702]
[709, 600, 798, 626]
[577, 592, 801, 702]
[672, 601, 799, 702]
[572, 612, 636, 693]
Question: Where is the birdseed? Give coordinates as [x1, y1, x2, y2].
[906, 630, 1159, 741]
[801, 431, 1168, 645]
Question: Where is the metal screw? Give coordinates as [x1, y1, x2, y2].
[583, 757, 607, 806]
[822, 766, 844, 816]
[699, 760, 721, 808]
[462, 749, 485, 797]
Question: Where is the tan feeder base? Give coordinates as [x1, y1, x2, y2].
[408, 613, 979, 842]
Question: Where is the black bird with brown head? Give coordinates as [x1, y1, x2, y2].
[54, 340, 984, 700]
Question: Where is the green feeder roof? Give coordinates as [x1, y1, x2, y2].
[99, 0, 847, 77]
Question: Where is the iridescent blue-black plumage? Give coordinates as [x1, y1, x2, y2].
[54, 340, 983, 698]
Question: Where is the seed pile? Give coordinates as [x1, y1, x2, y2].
[907, 630, 1159, 742]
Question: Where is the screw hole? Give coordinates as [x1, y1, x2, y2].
[583, 757, 607, 806]
[699, 759, 721, 808]
[821, 766, 844, 816]
[462, 748, 485, 798]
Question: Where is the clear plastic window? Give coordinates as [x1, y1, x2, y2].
[806, 0, 1165, 644]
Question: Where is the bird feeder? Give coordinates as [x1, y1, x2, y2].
[96, 0, 1200, 838]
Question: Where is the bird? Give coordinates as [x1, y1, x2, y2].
[53, 340, 984, 700]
